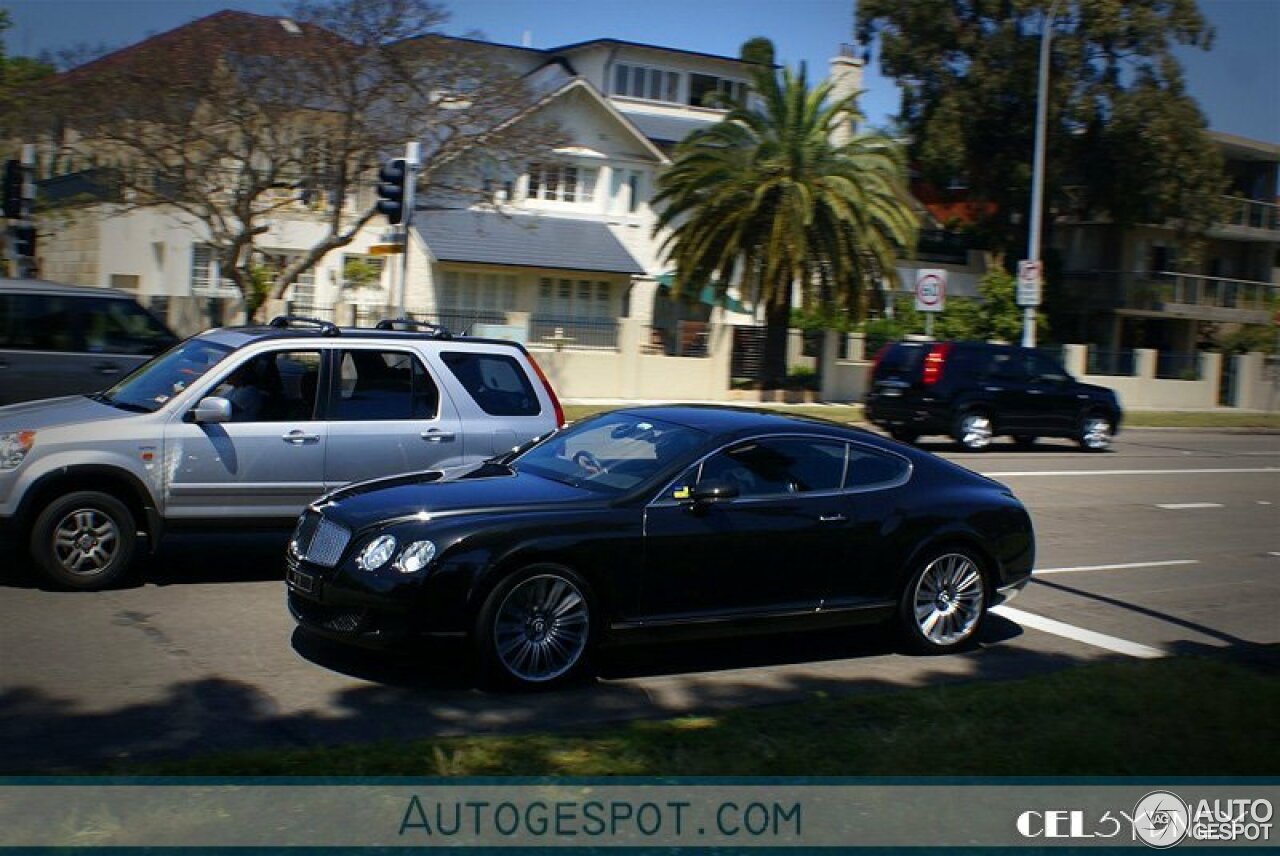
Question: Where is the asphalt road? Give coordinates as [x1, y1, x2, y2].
[1, 428, 1277, 772]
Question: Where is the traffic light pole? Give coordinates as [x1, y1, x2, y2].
[399, 141, 420, 316]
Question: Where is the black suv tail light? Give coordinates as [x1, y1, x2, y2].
[922, 343, 952, 386]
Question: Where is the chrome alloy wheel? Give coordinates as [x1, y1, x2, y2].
[957, 413, 993, 450]
[492, 574, 590, 683]
[912, 552, 986, 647]
[51, 507, 121, 577]
[1080, 416, 1113, 450]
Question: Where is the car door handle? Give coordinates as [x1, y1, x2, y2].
[94, 362, 122, 375]
[421, 430, 456, 443]
[282, 430, 320, 445]
[818, 513, 848, 523]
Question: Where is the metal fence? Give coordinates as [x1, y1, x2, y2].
[1086, 348, 1136, 377]
[527, 316, 619, 350]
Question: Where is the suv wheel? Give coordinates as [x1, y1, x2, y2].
[889, 428, 919, 445]
[1078, 414, 1113, 452]
[954, 411, 994, 451]
[31, 491, 137, 590]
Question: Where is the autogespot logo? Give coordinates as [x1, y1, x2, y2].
[1133, 791, 1190, 849]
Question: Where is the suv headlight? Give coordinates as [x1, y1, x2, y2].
[0, 431, 35, 470]
[356, 534, 397, 571]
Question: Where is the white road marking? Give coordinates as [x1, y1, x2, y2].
[1156, 503, 1225, 510]
[1036, 559, 1199, 575]
[992, 605, 1165, 659]
[983, 466, 1280, 477]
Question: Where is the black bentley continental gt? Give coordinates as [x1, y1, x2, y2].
[286, 406, 1035, 688]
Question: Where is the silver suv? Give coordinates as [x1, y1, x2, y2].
[0, 316, 564, 589]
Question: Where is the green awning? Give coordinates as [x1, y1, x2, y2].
[656, 274, 749, 314]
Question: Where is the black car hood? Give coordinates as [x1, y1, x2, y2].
[314, 466, 601, 532]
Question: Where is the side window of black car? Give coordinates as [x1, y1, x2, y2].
[83, 297, 175, 355]
[0, 294, 75, 351]
[1027, 352, 1070, 384]
[699, 438, 847, 498]
[844, 447, 910, 490]
[987, 353, 1025, 381]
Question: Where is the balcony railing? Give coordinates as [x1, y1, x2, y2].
[1219, 195, 1280, 232]
[1061, 271, 1276, 320]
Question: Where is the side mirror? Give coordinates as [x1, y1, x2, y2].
[191, 396, 232, 424]
[673, 478, 740, 507]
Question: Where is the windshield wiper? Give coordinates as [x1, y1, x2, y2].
[89, 393, 152, 413]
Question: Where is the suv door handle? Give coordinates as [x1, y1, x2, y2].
[421, 430, 456, 443]
[818, 513, 848, 523]
[94, 362, 122, 376]
[282, 430, 319, 445]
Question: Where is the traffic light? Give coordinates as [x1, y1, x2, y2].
[12, 224, 36, 258]
[375, 158, 411, 225]
[3, 160, 22, 219]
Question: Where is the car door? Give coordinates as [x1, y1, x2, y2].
[321, 346, 465, 490]
[164, 348, 327, 520]
[980, 348, 1036, 432]
[640, 436, 850, 622]
[1023, 351, 1078, 434]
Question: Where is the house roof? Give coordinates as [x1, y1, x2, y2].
[55, 11, 344, 88]
[415, 211, 646, 275]
[618, 111, 720, 146]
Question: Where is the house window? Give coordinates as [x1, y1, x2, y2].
[439, 270, 517, 315]
[688, 73, 747, 107]
[261, 251, 316, 304]
[613, 63, 680, 104]
[627, 171, 643, 213]
[190, 244, 237, 296]
[341, 254, 387, 303]
[526, 162, 597, 205]
[537, 278, 612, 319]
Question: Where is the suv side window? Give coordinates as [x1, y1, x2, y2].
[334, 349, 439, 421]
[986, 351, 1026, 381]
[0, 294, 75, 351]
[83, 297, 174, 355]
[212, 350, 322, 422]
[1026, 351, 1070, 383]
[441, 351, 540, 416]
[698, 437, 847, 498]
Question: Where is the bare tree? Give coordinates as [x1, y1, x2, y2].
[21, 0, 562, 318]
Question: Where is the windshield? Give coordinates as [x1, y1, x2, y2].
[95, 338, 234, 413]
[515, 413, 708, 495]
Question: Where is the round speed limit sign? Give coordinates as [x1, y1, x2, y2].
[914, 269, 947, 312]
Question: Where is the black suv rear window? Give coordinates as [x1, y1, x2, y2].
[876, 344, 926, 376]
[441, 351, 541, 416]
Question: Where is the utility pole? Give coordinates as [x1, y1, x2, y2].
[1023, 0, 1060, 349]
[399, 141, 420, 316]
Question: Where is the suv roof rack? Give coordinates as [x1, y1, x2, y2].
[268, 316, 341, 337]
[374, 317, 453, 339]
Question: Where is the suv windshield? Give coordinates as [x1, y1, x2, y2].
[95, 339, 234, 413]
[516, 413, 707, 495]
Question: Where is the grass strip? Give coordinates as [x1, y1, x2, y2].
[123, 653, 1277, 777]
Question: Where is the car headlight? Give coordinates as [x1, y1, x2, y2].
[395, 540, 437, 574]
[0, 431, 36, 470]
[356, 534, 397, 571]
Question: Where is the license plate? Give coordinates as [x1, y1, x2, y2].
[881, 388, 902, 397]
[286, 566, 316, 594]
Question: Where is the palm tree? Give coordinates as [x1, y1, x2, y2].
[653, 64, 918, 388]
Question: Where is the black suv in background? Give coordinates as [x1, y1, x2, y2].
[865, 340, 1122, 451]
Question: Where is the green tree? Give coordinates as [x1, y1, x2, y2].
[855, 0, 1226, 258]
[0, 11, 55, 136]
[653, 64, 918, 388]
[739, 36, 776, 67]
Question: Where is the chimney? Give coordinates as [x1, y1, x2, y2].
[829, 44, 864, 146]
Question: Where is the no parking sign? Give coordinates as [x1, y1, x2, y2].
[914, 269, 947, 313]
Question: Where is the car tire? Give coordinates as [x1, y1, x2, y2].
[1078, 413, 1113, 452]
[953, 411, 994, 451]
[30, 491, 137, 590]
[899, 547, 988, 654]
[889, 428, 919, 445]
[475, 565, 595, 690]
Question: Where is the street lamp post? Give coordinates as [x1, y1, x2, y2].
[1023, 0, 1059, 349]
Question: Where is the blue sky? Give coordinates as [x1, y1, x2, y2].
[3, 0, 1277, 142]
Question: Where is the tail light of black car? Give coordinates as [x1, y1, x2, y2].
[922, 342, 952, 386]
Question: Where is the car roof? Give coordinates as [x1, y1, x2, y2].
[193, 322, 532, 352]
[607, 404, 870, 439]
[0, 277, 141, 300]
